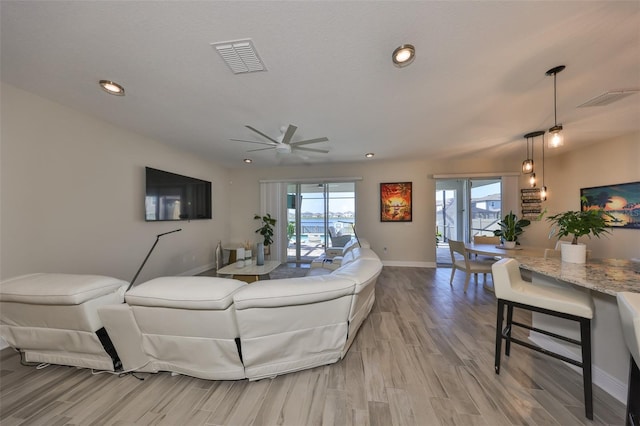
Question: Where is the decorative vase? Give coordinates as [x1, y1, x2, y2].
[256, 243, 264, 265]
[504, 241, 516, 249]
[236, 247, 245, 268]
[245, 249, 252, 266]
[560, 243, 587, 264]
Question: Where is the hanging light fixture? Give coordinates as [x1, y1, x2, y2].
[546, 65, 566, 148]
[524, 131, 546, 197]
[522, 134, 534, 173]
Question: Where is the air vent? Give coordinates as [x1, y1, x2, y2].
[211, 39, 266, 74]
[577, 89, 639, 107]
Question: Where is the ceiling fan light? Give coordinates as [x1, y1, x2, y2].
[392, 44, 415, 67]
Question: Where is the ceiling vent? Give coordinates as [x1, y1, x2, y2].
[577, 89, 639, 107]
[211, 39, 266, 74]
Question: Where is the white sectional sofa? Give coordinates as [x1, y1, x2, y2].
[0, 273, 128, 370]
[0, 246, 382, 380]
[99, 245, 382, 380]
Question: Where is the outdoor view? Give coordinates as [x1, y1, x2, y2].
[287, 182, 355, 262]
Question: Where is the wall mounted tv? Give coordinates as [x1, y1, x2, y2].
[145, 167, 212, 221]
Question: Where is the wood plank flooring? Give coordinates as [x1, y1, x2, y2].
[0, 266, 626, 425]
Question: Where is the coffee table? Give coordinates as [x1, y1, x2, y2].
[216, 260, 281, 283]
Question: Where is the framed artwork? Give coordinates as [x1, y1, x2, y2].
[580, 181, 640, 229]
[380, 182, 412, 222]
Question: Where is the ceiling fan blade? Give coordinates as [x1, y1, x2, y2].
[247, 147, 276, 152]
[281, 124, 298, 145]
[230, 138, 276, 146]
[245, 125, 280, 144]
[293, 147, 330, 154]
[290, 137, 329, 147]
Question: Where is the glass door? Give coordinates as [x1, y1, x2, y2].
[435, 177, 501, 265]
[287, 182, 355, 263]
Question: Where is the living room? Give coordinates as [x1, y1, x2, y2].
[1, 1, 639, 424]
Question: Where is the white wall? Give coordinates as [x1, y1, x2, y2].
[226, 156, 519, 266]
[519, 132, 640, 259]
[1, 83, 231, 283]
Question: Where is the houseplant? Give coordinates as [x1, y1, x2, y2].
[546, 199, 613, 263]
[254, 213, 277, 258]
[493, 211, 531, 248]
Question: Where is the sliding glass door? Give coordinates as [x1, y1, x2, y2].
[435, 177, 501, 264]
[287, 182, 355, 263]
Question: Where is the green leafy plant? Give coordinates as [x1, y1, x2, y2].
[254, 213, 277, 246]
[493, 211, 531, 243]
[546, 198, 613, 245]
[287, 221, 295, 241]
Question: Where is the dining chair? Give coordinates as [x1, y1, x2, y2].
[473, 235, 501, 261]
[616, 292, 640, 426]
[448, 240, 494, 292]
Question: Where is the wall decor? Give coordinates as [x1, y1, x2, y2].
[580, 181, 640, 229]
[380, 182, 412, 222]
[521, 188, 542, 220]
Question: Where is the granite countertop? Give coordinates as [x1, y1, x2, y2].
[518, 257, 640, 296]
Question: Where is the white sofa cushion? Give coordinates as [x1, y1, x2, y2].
[126, 276, 244, 310]
[0, 273, 127, 305]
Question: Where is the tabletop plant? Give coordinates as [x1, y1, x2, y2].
[546, 198, 613, 245]
[493, 211, 531, 245]
[254, 213, 277, 247]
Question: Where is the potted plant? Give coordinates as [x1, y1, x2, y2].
[254, 213, 277, 257]
[493, 211, 531, 248]
[546, 200, 613, 263]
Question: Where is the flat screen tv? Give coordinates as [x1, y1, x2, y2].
[145, 167, 212, 221]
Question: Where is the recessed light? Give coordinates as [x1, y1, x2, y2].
[99, 80, 125, 96]
[243, 158, 252, 164]
[392, 44, 415, 67]
[365, 153, 375, 158]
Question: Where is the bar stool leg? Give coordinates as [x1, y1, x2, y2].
[580, 318, 593, 420]
[626, 354, 639, 426]
[505, 304, 514, 357]
[495, 299, 505, 374]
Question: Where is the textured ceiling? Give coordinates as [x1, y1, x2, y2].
[1, 1, 639, 168]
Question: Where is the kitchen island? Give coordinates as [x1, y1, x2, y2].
[516, 257, 639, 403]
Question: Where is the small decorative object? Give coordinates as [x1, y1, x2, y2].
[243, 241, 252, 266]
[580, 181, 640, 229]
[493, 211, 531, 247]
[256, 242, 265, 266]
[547, 197, 613, 264]
[236, 247, 245, 268]
[215, 240, 223, 270]
[380, 182, 412, 222]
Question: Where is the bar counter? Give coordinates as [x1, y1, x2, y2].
[513, 256, 639, 403]
[518, 257, 640, 295]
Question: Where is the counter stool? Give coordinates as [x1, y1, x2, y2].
[616, 292, 640, 426]
[491, 259, 595, 420]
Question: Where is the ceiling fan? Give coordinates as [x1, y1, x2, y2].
[231, 124, 329, 155]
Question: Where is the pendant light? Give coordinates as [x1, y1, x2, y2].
[524, 130, 544, 189]
[522, 134, 534, 173]
[546, 65, 566, 148]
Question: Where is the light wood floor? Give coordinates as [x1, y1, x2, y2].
[0, 266, 626, 425]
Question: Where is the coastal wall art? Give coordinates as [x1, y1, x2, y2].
[581, 181, 640, 229]
[380, 182, 412, 222]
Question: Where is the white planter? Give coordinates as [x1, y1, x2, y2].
[503, 241, 517, 249]
[560, 243, 587, 264]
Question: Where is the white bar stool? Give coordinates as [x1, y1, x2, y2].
[617, 292, 640, 426]
[491, 258, 595, 420]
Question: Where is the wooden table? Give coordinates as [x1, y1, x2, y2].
[216, 260, 281, 283]
[464, 243, 546, 259]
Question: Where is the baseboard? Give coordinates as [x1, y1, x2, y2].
[179, 262, 216, 277]
[382, 260, 436, 268]
[529, 331, 627, 403]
